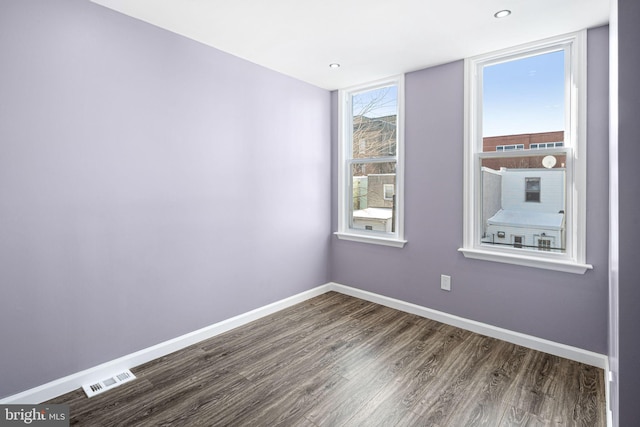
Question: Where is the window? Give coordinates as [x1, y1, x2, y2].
[525, 178, 541, 202]
[496, 144, 524, 151]
[460, 31, 592, 274]
[513, 236, 524, 249]
[537, 237, 553, 251]
[531, 142, 564, 149]
[383, 184, 395, 201]
[335, 76, 406, 247]
[358, 139, 366, 155]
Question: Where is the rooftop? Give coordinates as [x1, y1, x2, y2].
[488, 209, 564, 230]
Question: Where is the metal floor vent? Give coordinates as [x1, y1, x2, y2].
[82, 369, 136, 398]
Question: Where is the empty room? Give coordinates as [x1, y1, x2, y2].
[1, 0, 638, 426]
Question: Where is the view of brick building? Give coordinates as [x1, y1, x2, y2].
[480, 130, 567, 252]
[351, 114, 397, 232]
[353, 115, 397, 159]
[482, 130, 565, 170]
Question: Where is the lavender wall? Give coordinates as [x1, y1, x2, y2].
[0, 0, 330, 399]
[616, 0, 640, 424]
[331, 26, 610, 354]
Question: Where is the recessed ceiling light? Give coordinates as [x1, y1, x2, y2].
[329, 63, 341, 69]
[494, 10, 511, 18]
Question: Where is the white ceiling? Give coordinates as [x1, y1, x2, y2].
[90, 0, 610, 90]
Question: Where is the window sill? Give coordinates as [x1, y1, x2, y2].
[334, 232, 407, 248]
[458, 247, 593, 274]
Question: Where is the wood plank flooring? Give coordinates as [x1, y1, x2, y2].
[47, 292, 606, 426]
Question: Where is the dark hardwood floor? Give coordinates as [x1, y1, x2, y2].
[47, 292, 606, 426]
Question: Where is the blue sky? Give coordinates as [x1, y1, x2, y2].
[483, 50, 565, 137]
[351, 50, 564, 134]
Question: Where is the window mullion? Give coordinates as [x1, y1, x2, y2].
[348, 157, 397, 165]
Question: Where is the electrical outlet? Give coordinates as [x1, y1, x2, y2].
[441, 274, 451, 291]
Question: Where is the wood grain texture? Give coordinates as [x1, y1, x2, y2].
[47, 292, 606, 426]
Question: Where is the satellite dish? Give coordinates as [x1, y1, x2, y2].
[542, 155, 557, 169]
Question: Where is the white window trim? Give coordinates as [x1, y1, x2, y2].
[459, 30, 592, 274]
[335, 75, 407, 248]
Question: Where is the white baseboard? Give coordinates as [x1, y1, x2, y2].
[328, 282, 608, 369]
[2, 281, 608, 404]
[604, 359, 613, 427]
[0, 284, 332, 404]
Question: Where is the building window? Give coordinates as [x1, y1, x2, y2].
[537, 237, 553, 251]
[496, 144, 524, 151]
[358, 139, 366, 155]
[513, 236, 524, 249]
[530, 142, 564, 149]
[335, 76, 406, 247]
[460, 31, 592, 274]
[525, 178, 541, 202]
[383, 184, 395, 201]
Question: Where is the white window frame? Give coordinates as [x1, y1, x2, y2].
[459, 31, 592, 274]
[335, 75, 406, 247]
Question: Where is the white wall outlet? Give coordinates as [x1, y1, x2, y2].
[441, 274, 451, 291]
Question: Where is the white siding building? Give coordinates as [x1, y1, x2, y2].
[500, 169, 565, 213]
[352, 174, 395, 232]
[352, 207, 393, 232]
[482, 168, 566, 252]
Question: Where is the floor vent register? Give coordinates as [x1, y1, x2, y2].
[82, 369, 136, 398]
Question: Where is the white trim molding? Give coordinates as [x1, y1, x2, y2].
[458, 247, 593, 274]
[334, 231, 407, 247]
[460, 30, 591, 274]
[1, 282, 607, 404]
[329, 283, 607, 369]
[336, 75, 406, 248]
[0, 284, 332, 404]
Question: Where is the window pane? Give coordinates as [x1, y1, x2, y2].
[352, 86, 397, 159]
[482, 50, 565, 151]
[350, 162, 396, 232]
[480, 154, 565, 253]
[480, 50, 567, 253]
